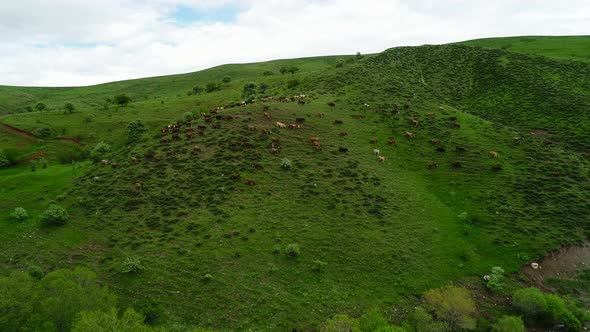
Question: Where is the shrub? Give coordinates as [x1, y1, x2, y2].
[259, 82, 269, 94]
[192, 85, 204, 94]
[512, 287, 547, 318]
[287, 66, 299, 74]
[30, 160, 37, 172]
[280, 157, 292, 170]
[544, 294, 581, 331]
[90, 142, 111, 162]
[424, 285, 476, 330]
[183, 112, 194, 121]
[0, 149, 10, 168]
[487, 266, 505, 293]
[311, 260, 327, 272]
[222, 76, 232, 83]
[126, 120, 146, 142]
[287, 80, 300, 88]
[242, 82, 257, 100]
[35, 127, 52, 139]
[491, 316, 525, 332]
[263, 70, 274, 76]
[360, 310, 387, 332]
[26, 264, 44, 280]
[72, 308, 154, 332]
[356, 51, 363, 59]
[279, 66, 289, 75]
[9, 207, 29, 222]
[121, 257, 144, 274]
[285, 244, 300, 258]
[35, 102, 46, 111]
[407, 306, 448, 332]
[64, 102, 76, 113]
[113, 94, 132, 106]
[321, 314, 360, 332]
[335, 59, 345, 68]
[203, 273, 213, 282]
[40, 204, 69, 226]
[205, 82, 221, 93]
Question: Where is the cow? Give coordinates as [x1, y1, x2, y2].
[411, 119, 421, 126]
[288, 124, 301, 129]
[387, 139, 397, 145]
[186, 127, 194, 132]
[230, 173, 241, 180]
[378, 156, 386, 162]
[135, 183, 144, 190]
[110, 162, 119, 169]
[488, 151, 499, 158]
[276, 122, 287, 129]
[339, 131, 348, 137]
[295, 117, 305, 123]
[405, 132, 415, 138]
[270, 147, 280, 154]
[512, 137, 524, 143]
[310, 137, 320, 143]
[317, 112, 325, 118]
[327, 102, 336, 107]
[130, 157, 139, 164]
[436, 146, 446, 153]
[172, 133, 181, 141]
[264, 112, 272, 120]
[339, 147, 349, 153]
[191, 145, 202, 153]
[430, 139, 440, 145]
[247, 125, 256, 131]
[100, 159, 110, 166]
[373, 149, 380, 155]
[427, 162, 438, 169]
[298, 100, 306, 105]
[370, 139, 377, 144]
[245, 178, 256, 185]
[333, 120, 343, 125]
[186, 132, 194, 139]
[427, 112, 435, 116]
[451, 162, 463, 169]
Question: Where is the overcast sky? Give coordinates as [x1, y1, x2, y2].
[1, 0, 588, 87]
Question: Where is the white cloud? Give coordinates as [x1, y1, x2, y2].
[0, 0, 588, 86]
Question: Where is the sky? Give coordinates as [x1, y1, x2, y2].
[0, 0, 588, 87]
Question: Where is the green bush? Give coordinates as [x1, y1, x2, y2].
[311, 260, 327, 272]
[242, 82, 257, 100]
[544, 294, 581, 331]
[424, 285, 476, 330]
[72, 308, 154, 332]
[192, 85, 204, 94]
[90, 142, 111, 162]
[0, 149, 11, 168]
[285, 244, 300, 258]
[263, 70, 274, 76]
[259, 82, 269, 94]
[26, 265, 44, 280]
[335, 59, 345, 68]
[321, 314, 360, 332]
[121, 257, 144, 274]
[512, 288, 547, 318]
[40, 204, 69, 226]
[280, 157, 292, 170]
[487, 266, 505, 293]
[222, 76, 232, 83]
[35, 127, 52, 139]
[64, 102, 76, 113]
[407, 306, 448, 332]
[205, 82, 221, 93]
[491, 316, 525, 332]
[203, 273, 213, 282]
[113, 94, 132, 106]
[183, 112, 194, 121]
[9, 207, 29, 222]
[35, 102, 46, 111]
[126, 120, 146, 142]
[360, 310, 388, 332]
[287, 80, 300, 88]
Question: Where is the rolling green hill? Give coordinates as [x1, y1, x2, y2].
[0, 36, 589, 331]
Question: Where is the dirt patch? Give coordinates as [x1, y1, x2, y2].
[0, 120, 84, 146]
[54, 137, 84, 146]
[521, 245, 590, 288]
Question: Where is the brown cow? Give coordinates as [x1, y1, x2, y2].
[488, 151, 500, 158]
[370, 139, 377, 144]
[134, 183, 144, 190]
[405, 132, 415, 138]
[264, 112, 272, 120]
[288, 124, 301, 129]
[430, 139, 440, 145]
[100, 159, 110, 166]
[411, 119, 421, 126]
[427, 162, 438, 169]
[317, 112, 325, 118]
[245, 178, 255, 185]
[339, 131, 348, 136]
[310, 137, 320, 143]
[512, 137, 524, 143]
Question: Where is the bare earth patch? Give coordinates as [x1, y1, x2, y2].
[522, 245, 590, 288]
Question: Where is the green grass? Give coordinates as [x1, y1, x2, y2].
[456, 35, 590, 63]
[0, 36, 589, 330]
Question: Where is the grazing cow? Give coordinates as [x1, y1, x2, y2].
[252, 162, 263, 170]
[270, 147, 280, 154]
[427, 112, 435, 116]
[230, 173, 241, 180]
[295, 117, 305, 123]
[313, 143, 322, 151]
[405, 132, 415, 138]
[262, 129, 272, 135]
[247, 125, 256, 131]
[200, 112, 206, 117]
[191, 145, 202, 153]
[551, 171, 561, 177]
[205, 116, 212, 123]
[288, 124, 301, 129]
[543, 140, 553, 145]
[430, 139, 440, 145]
[298, 100, 306, 105]
[387, 139, 397, 145]
[172, 133, 181, 141]
[436, 146, 446, 152]
[449, 116, 457, 121]
[339, 131, 348, 137]
[245, 178, 255, 185]
[110, 162, 119, 169]
[451, 162, 462, 169]
[373, 149, 380, 155]
[339, 147, 348, 153]
[512, 137, 524, 143]
[101, 159, 110, 166]
[333, 120, 343, 125]
[327, 102, 336, 107]
[427, 162, 438, 169]
[488, 151, 500, 158]
[186, 132, 194, 139]
[411, 119, 421, 126]
[264, 112, 272, 120]
[276, 122, 287, 129]
[135, 183, 144, 190]
[160, 128, 168, 134]
[378, 156, 386, 162]
[197, 125, 207, 131]
[370, 139, 377, 144]
[186, 127, 194, 132]
[364, 103, 370, 108]
[310, 137, 320, 143]
[317, 112, 325, 118]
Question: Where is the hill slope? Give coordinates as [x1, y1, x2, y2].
[0, 37, 589, 330]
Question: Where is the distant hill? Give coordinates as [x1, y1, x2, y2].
[456, 35, 590, 63]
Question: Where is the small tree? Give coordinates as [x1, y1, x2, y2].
[35, 127, 52, 139]
[192, 85, 204, 94]
[9, 207, 29, 222]
[512, 288, 548, 318]
[222, 76, 232, 83]
[335, 59, 345, 68]
[287, 66, 299, 74]
[126, 120, 146, 142]
[491, 316, 525, 332]
[242, 82, 257, 100]
[424, 285, 476, 330]
[121, 257, 144, 274]
[258, 82, 269, 94]
[321, 314, 360, 332]
[64, 102, 76, 113]
[263, 70, 274, 76]
[90, 142, 111, 162]
[206, 82, 221, 93]
[113, 94, 132, 106]
[183, 112, 194, 121]
[356, 51, 363, 59]
[35, 102, 47, 111]
[279, 66, 289, 75]
[360, 310, 388, 332]
[487, 266, 505, 292]
[72, 308, 154, 332]
[0, 149, 10, 168]
[285, 244, 300, 258]
[40, 204, 69, 226]
[280, 157, 292, 170]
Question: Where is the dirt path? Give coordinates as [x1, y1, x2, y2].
[521, 245, 590, 287]
[0, 120, 84, 146]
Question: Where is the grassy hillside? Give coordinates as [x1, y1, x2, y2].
[457, 35, 590, 63]
[0, 37, 589, 330]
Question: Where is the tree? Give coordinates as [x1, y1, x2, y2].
[9, 207, 29, 222]
[287, 66, 299, 74]
[263, 70, 274, 76]
[72, 308, 154, 332]
[321, 314, 360, 332]
[487, 266, 505, 293]
[35, 127, 52, 139]
[113, 94, 132, 106]
[64, 102, 76, 113]
[258, 82, 269, 94]
[35, 102, 47, 111]
[491, 316, 525, 332]
[0, 149, 10, 168]
[335, 59, 346, 68]
[287, 80, 300, 88]
[40, 204, 69, 226]
[192, 85, 204, 94]
[512, 288, 547, 318]
[90, 142, 111, 162]
[407, 307, 448, 332]
[206, 82, 221, 93]
[0, 272, 36, 331]
[279, 66, 289, 75]
[242, 82, 257, 100]
[126, 120, 146, 142]
[285, 244, 300, 258]
[356, 51, 363, 59]
[360, 310, 388, 332]
[424, 285, 476, 330]
[222, 76, 232, 83]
